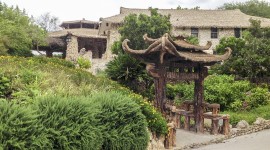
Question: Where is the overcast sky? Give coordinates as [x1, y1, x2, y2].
[2, 0, 270, 22]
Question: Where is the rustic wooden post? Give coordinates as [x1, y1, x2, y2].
[154, 63, 166, 113]
[194, 65, 207, 133]
[222, 115, 230, 135]
[212, 118, 219, 135]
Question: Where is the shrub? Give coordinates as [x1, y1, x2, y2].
[0, 74, 12, 99]
[128, 93, 168, 136]
[33, 96, 103, 150]
[204, 75, 252, 111]
[0, 100, 49, 149]
[77, 57, 91, 69]
[247, 87, 270, 109]
[91, 92, 149, 150]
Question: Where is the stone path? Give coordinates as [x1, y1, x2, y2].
[174, 129, 225, 150]
[174, 128, 270, 150]
[193, 129, 270, 150]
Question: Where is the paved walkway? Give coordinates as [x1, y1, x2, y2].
[174, 129, 225, 149]
[193, 129, 270, 150]
[174, 128, 270, 150]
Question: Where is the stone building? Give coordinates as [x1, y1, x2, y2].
[99, 7, 270, 53]
[43, 19, 107, 62]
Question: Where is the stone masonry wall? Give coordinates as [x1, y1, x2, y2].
[66, 36, 79, 62]
[105, 30, 120, 58]
[172, 27, 235, 53]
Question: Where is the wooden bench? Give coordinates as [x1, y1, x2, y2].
[170, 101, 230, 135]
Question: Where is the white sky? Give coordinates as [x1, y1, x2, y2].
[2, 0, 270, 22]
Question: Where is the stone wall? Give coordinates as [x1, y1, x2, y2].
[104, 30, 120, 58]
[172, 27, 235, 53]
[66, 36, 79, 62]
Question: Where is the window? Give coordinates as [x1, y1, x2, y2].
[234, 28, 241, 38]
[211, 27, 218, 39]
[106, 23, 109, 27]
[191, 28, 199, 37]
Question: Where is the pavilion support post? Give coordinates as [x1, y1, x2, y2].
[154, 64, 166, 113]
[194, 65, 207, 133]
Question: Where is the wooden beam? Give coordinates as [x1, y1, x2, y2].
[166, 72, 199, 81]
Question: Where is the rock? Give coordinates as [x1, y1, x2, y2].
[236, 120, 249, 129]
[253, 117, 266, 125]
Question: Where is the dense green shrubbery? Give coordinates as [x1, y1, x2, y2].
[128, 93, 168, 136]
[0, 92, 150, 150]
[0, 74, 12, 98]
[166, 75, 269, 111]
[33, 96, 103, 150]
[0, 100, 48, 149]
[0, 56, 168, 149]
[92, 92, 149, 150]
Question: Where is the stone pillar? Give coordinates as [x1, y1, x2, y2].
[66, 36, 79, 62]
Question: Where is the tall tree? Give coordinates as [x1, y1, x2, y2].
[106, 8, 172, 98]
[219, 0, 270, 18]
[36, 12, 60, 32]
[0, 2, 46, 56]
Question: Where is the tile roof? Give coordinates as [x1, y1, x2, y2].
[102, 7, 270, 28]
[49, 28, 107, 39]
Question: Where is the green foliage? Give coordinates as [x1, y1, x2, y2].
[214, 19, 270, 79]
[220, 0, 270, 18]
[128, 93, 168, 136]
[0, 2, 46, 56]
[246, 87, 270, 109]
[204, 75, 252, 111]
[0, 56, 168, 138]
[77, 57, 91, 69]
[186, 36, 199, 45]
[0, 74, 12, 98]
[225, 103, 270, 126]
[166, 75, 269, 111]
[0, 100, 49, 149]
[33, 96, 103, 150]
[31, 56, 75, 68]
[91, 92, 149, 150]
[106, 8, 172, 98]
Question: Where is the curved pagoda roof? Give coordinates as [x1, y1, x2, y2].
[122, 33, 232, 65]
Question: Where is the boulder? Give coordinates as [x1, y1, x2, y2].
[253, 117, 266, 125]
[236, 120, 249, 129]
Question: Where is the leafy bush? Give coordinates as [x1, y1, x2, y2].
[33, 96, 103, 150]
[106, 54, 153, 97]
[0, 100, 49, 149]
[247, 87, 270, 109]
[165, 75, 269, 111]
[0, 74, 12, 98]
[77, 57, 91, 69]
[128, 93, 168, 136]
[204, 75, 252, 111]
[91, 92, 149, 150]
